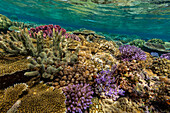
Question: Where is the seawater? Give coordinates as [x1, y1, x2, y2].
[0, 0, 170, 41]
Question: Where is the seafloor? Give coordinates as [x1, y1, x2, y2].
[0, 14, 170, 113]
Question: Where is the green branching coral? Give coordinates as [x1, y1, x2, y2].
[0, 28, 43, 56]
[147, 38, 165, 44]
[0, 83, 28, 112]
[129, 39, 145, 48]
[17, 87, 66, 113]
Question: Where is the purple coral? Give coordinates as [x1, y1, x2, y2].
[63, 84, 93, 113]
[29, 24, 66, 38]
[95, 65, 125, 100]
[119, 45, 147, 61]
[160, 53, 170, 60]
[65, 33, 81, 41]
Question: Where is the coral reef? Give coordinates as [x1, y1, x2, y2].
[147, 38, 165, 45]
[160, 53, 170, 60]
[73, 29, 105, 41]
[0, 14, 12, 33]
[0, 83, 28, 112]
[119, 45, 147, 61]
[24, 50, 63, 79]
[0, 82, 66, 113]
[95, 65, 125, 100]
[17, 87, 66, 113]
[0, 56, 29, 76]
[89, 97, 104, 113]
[100, 97, 144, 113]
[151, 58, 170, 77]
[144, 42, 170, 53]
[29, 24, 66, 38]
[129, 39, 145, 48]
[63, 83, 93, 113]
[0, 28, 43, 56]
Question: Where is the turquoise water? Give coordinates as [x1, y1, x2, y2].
[0, 0, 170, 40]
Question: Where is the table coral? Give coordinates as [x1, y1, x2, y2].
[0, 56, 29, 77]
[147, 38, 165, 45]
[17, 88, 66, 113]
[0, 83, 28, 112]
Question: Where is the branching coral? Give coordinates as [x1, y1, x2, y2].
[119, 45, 147, 61]
[24, 29, 79, 79]
[160, 53, 170, 60]
[95, 65, 125, 100]
[63, 83, 93, 113]
[0, 28, 43, 56]
[29, 24, 66, 38]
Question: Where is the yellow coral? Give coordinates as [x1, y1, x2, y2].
[0, 56, 29, 77]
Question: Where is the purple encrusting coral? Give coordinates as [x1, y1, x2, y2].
[63, 84, 94, 113]
[160, 53, 170, 60]
[29, 24, 66, 38]
[119, 45, 147, 61]
[95, 65, 125, 100]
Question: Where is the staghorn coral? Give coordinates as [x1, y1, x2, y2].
[17, 87, 66, 113]
[0, 56, 29, 77]
[129, 39, 145, 48]
[63, 83, 93, 113]
[0, 28, 43, 56]
[160, 53, 170, 60]
[0, 83, 28, 112]
[119, 45, 147, 61]
[151, 58, 170, 77]
[147, 38, 165, 45]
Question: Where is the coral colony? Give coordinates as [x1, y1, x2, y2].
[0, 17, 170, 113]
[119, 45, 147, 61]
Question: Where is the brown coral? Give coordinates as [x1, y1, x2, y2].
[100, 97, 144, 113]
[151, 58, 170, 77]
[0, 83, 28, 112]
[0, 56, 29, 77]
[17, 87, 66, 113]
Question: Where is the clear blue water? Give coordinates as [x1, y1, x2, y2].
[0, 0, 170, 41]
